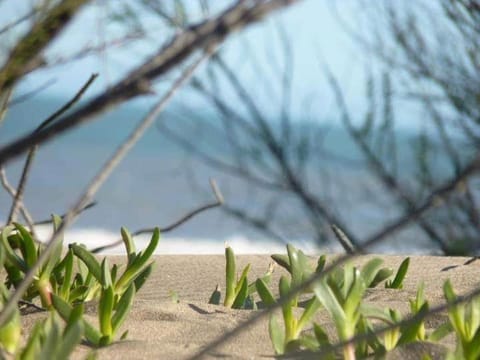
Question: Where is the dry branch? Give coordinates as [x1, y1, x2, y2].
[6, 74, 98, 224]
[0, 0, 300, 167]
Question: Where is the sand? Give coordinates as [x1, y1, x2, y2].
[19, 254, 480, 359]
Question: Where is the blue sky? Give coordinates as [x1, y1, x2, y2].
[1, 1, 412, 127]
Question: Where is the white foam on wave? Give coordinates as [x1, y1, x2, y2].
[33, 226, 328, 255]
[32, 226, 434, 255]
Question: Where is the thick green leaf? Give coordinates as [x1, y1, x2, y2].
[444, 280, 466, 338]
[344, 268, 366, 318]
[2, 225, 27, 272]
[386, 257, 410, 289]
[19, 321, 42, 360]
[398, 303, 429, 345]
[115, 229, 159, 293]
[57, 317, 83, 360]
[298, 297, 321, 331]
[70, 244, 102, 282]
[41, 215, 64, 278]
[313, 279, 347, 339]
[136, 228, 160, 267]
[13, 222, 37, 268]
[68, 285, 89, 302]
[316, 255, 327, 273]
[112, 283, 135, 332]
[60, 249, 74, 300]
[428, 322, 453, 342]
[0, 301, 20, 353]
[99, 286, 114, 336]
[101, 258, 112, 288]
[235, 264, 251, 296]
[370, 268, 393, 288]
[287, 244, 303, 288]
[313, 322, 330, 346]
[269, 314, 285, 354]
[271, 254, 291, 273]
[52, 294, 100, 345]
[361, 258, 384, 288]
[121, 227, 136, 262]
[232, 276, 248, 309]
[37, 315, 59, 360]
[256, 278, 276, 306]
[224, 245, 236, 307]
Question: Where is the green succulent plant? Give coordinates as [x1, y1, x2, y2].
[443, 280, 480, 360]
[53, 227, 160, 346]
[209, 244, 274, 309]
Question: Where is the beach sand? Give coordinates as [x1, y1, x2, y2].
[20, 254, 480, 359]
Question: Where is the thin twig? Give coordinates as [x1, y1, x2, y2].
[331, 224, 356, 254]
[6, 74, 98, 225]
[325, 64, 452, 253]
[190, 151, 480, 359]
[0, 171, 95, 233]
[0, 167, 36, 235]
[0, 0, 300, 168]
[0, 87, 13, 128]
[91, 179, 224, 253]
[9, 78, 57, 106]
[18, 299, 45, 313]
[0, 49, 211, 328]
[0, 9, 36, 35]
[33, 201, 97, 226]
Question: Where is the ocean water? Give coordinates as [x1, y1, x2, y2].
[0, 95, 443, 255]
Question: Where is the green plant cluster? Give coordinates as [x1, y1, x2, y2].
[208, 244, 275, 309]
[215, 244, 480, 360]
[0, 217, 160, 358]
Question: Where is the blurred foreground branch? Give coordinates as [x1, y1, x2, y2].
[0, 0, 300, 167]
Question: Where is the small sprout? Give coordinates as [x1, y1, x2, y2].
[208, 285, 221, 305]
[222, 244, 252, 309]
[385, 257, 410, 289]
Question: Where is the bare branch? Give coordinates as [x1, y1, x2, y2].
[0, 0, 300, 168]
[33, 201, 97, 226]
[331, 224, 356, 254]
[0, 167, 36, 234]
[6, 73, 98, 224]
[91, 179, 224, 253]
[324, 64, 453, 253]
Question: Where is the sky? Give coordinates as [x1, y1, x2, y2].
[0, 1, 424, 129]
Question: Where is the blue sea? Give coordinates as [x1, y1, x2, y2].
[0, 95, 449, 255]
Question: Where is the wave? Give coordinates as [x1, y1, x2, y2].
[30, 226, 436, 255]
[33, 226, 333, 255]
